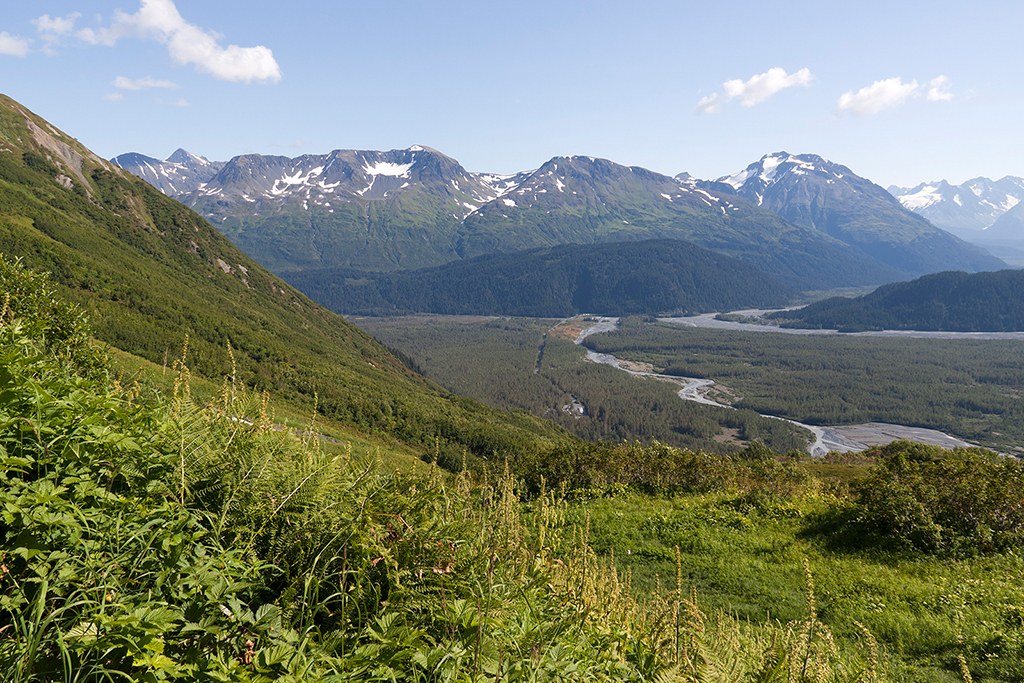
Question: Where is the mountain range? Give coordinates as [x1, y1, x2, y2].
[888, 176, 1024, 263]
[714, 153, 1001, 276]
[109, 148, 224, 195]
[112, 147, 1005, 294]
[888, 176, 1024, 234]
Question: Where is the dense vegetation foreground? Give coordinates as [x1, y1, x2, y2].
[6, 259, 1024, 682]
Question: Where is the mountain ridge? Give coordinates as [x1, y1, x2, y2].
[888, 176, 1024, 235]
[714, 152, 1005, 276]
[110, 148, 224, 195]
[154, 147, 904, 289]
[111, 145, 1003, 290]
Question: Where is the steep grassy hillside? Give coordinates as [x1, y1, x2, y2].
[0, 94, 570, 463]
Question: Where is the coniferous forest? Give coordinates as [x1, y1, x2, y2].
[282, 239, 795, 318]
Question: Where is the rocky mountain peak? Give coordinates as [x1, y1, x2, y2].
[717, 152, 849, 198]
[166, 148, 211, 166]
[713, 151, 1005, 276]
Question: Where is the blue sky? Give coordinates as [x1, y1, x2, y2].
[2, 0, 1022, 187]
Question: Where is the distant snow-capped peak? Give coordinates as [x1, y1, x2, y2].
[718, 152, 836, 192]
[110, 149, 224, 196]
[166, 148, 211, 166]
[889, 176, 1024, 232]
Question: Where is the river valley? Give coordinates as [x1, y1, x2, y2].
[574, 316, 983, 456]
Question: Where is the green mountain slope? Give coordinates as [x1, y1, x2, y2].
[284, 238, 796, 317]
[770, 269, 1024, 332]
[0, 94, 570, 462]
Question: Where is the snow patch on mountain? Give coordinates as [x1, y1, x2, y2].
[271, 167, 325, 195]
[719, 153, 821, 190]
[898, 185, 942, 210]
[477, 173, 527, 199]
[363, 161, 413, 178]
[356, 176, 377, 197]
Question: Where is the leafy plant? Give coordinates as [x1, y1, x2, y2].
[852, 441, 1024, 552]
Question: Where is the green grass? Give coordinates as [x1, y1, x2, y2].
[106, 344, 431, 475]
[5, 260, 1014, 681]
[2, 274, 888, 681]
[565, 490, 1024, 682]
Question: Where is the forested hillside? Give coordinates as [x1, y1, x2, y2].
[286, 239, 795, 317]
[771, 269, 1024, 332]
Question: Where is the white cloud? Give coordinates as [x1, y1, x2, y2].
[835, 77, 919, 115]
[114, 75, 179, 90]
[33, 13, 81, 37]
[693, 93, 725, 115]
[103, 92, 128, 102]
[173, 98, 189, 107]
[724, 67, 814, 107]
[0, 32, 31, 57]
[927, 75, 953, 102]
[78, 0, 281, 83]
[695, 67, 813, 115]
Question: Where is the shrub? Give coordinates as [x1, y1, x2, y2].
[0, 253, 106, 376]
[854, 440, 1024, 552]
